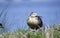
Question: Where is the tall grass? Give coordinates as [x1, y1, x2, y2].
[0, 29, 58, 38]
[0, 24, 60, 38]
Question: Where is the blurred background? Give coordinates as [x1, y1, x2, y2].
[0, 0, 60, 32]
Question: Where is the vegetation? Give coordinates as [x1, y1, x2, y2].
[53, 24, 60, 38]
[0, 24, 60, 38]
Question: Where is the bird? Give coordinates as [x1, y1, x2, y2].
[0, 23, 4, 28]
[27, 12, 43, 31]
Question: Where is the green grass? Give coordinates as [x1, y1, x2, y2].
[0, 29, 59, 38]
[0, 30, 44, 38]
[0, 25, 60, 38]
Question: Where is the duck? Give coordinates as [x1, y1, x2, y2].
[27, 12, 43, 30]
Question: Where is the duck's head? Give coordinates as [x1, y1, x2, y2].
[30, 12, 37, 17]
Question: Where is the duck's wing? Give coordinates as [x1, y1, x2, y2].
[35, 16, 43, 27]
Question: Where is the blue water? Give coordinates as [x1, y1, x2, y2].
[0, 1, 60, 32]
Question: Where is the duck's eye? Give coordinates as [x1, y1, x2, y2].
[35, 16, 38, 17]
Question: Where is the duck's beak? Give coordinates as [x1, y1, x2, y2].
[35, 16, 43, 18]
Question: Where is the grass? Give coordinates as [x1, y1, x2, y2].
[0, 29, 59, 38]
[0, 30, 44, 38]
[0, 24, 60, 38]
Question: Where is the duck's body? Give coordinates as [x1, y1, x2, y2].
[27, 12, 43, 30]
